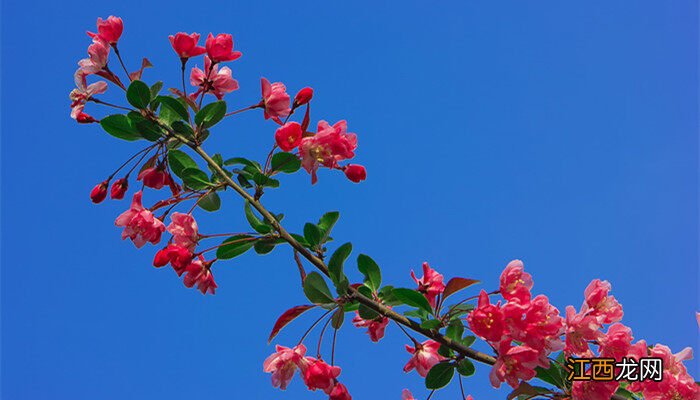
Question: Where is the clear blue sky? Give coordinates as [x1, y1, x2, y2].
[2, 1, 698, 399]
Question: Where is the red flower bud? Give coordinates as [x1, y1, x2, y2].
[275, 122, 303, 152]
[90, 180, 109, 203]
[110, 177, 128, 199]
[329, 383, 352, 400]
[138, 167, 168, 189]
[205, 33, 242, 63]
[169, 32, 206, 59]
[343, 164, 366, 183]
[87, 16, 123, 45]
[294, 87, 314, 106]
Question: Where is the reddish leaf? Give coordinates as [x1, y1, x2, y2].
[442, 277, 480, 301]
[268, 305, 316, 343]
[129, 58, 153, 81]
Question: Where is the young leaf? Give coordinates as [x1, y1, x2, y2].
[157, 95, 189, 121]
[328, 242, 352, 286]
[180, 167, 212, 190]
[150, 81, 164, 98]
[303, 272, 335, 305]
[425, 362, 455, 390]
[442, 277, 480, 301]
[198, 191, 221, 212]
[268, 304, 316, 343]
[195, 101, 226, 128]
[456, 358, 475, 377]
[244, 201, 272, 234]
[357, 254, 382, 292]
[126, 80, 151, 109]
[331, 307, 345, 329]
[216, 235, 256, 259]
[100, 115, 141, 141]
[392, 288, 434, 315]
[317, 211, 339, 242]
[303, 223, 322, 247]
[270, 152, 301, 174]
[167, 150, 198, 178]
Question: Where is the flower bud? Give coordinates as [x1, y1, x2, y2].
[294, 87, 314, 106]
[169, 32, 206, 59]
[329, 383, 351, 400]
[87, 16, 123, 45]
[90, 180, 109, 203]
[110, 177, 128, 199]
[343, 164, 366, 183]
[138, 166, 168, 189]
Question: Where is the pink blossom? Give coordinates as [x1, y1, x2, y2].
[402, 389, 415, 400]
[190, 56, 239, 100]
[403, 340, 444, 377]
[410, 262, 445, 308]
[153, 244, 193, 275]
[564, 305, 602, 357]
[343, 164, 367, 183]
[182, 257, 217, 295]
[262, 344, 307, 390]
[582, 279, 623, 324]
[115, 191, 165, 248]
[467, 290, 506, 343]
[352, 312, 389, 342]
[78, 39, 110, 75]
[169, 32, 206, 59]
[166, 212, 199, 252]
[598, 323, 633, 360]
[261, 78, 291, 121]
[328, 383, 351, 400]
[137, 166, 169, 189]
[499, 259, 533, 303]
[72, 105, 98, 124]
[70, 70, 107, 120]
[299, 120, 358, 184]
[90, 180, 109, 203]
[87, 16, 123, 45]
[302, 358, 341, 394]
[571, 380, 620, 400]
[205, 33, 242, 63]
[275, 122, 303, 152]
[503, 295, 564, 363]
[488, 340, 540, 389]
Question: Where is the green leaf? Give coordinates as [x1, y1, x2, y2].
[127, 112, 162, 141]
[535, 363, 565, 389]
[378, 286, 402, 306]
[216, 235, 256, 259]
[270, 152, 301, 174]
[100, 114, 141, 141]
[331, 308, 345, 329]
[420, 319, 441, 330]
[357, 254, 382, 292]
[198, 191, 221, 212]
[195, 101, 226, 128]
[425, 362, 454, 390]
[224, 157, 262, 171]
[392, 288, 434, 315]
[317, 211, 339, 242]
[446, 319, 464, 341]
[438, 344, 453, 358]
[245, 201, 272, 234]
[181, 167, 212, 190]
[157, 95, 189, 121]
[168, 150, 198, 178]
[126, 80, 151, 109]
[613, 388, 638, 400]
[358, 304, 380, 320]
[328, 242, 352, 287]
[456, 358, 475, 377]
[150, 81, 164, 98]
[254, 239, 277, 254]
[304, 223, 322, 247]
[303, 272, 335, 305]
[461, 335, 476, 347]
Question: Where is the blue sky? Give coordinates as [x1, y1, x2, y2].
[2, 1, 698, 399]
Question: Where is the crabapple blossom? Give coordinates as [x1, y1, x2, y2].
[263, 344, 307, 390]
[598, 323, 633, 360]
[190, 56, 239, 100]
[110, 178, 128, 199]
[582, 279, 623, 324]
[78, 39, 110, 75]
[261, 78, 291, 121]
[302, 358, 341, 394]
[90, 180, 109, 203]
[488, 339, 540, 389]
[205, 33, 242, 63]
[182, 256, 217, 295]
[275, 122, 303, 152]
[115, 191, 165, 248]
[328, 383, 351, 400]
[137, 166, 169, 189]
[499, 259, 533, 303]
[352, 312, 389, 342]
[571, 380, 620, 400]
[70, 71, 107, 120]
[299, 120, 358, 183]
[294, 87, 314, 106]
[153, 244, 193, 275]
[467, 290, 505, 343]
[343, 164, 366, 183]
[410, 262, 445, 308]
[564, 305, 602, 356]
[169, 32, 206, 59]
[87, 16, 123, 45]
[166, 212, 199, 251]
[402, 389, 415, 400]
[403, 340, 444, 377]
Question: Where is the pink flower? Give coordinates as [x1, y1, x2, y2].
[275, 122, 303, 152]
[582, 279, 623, 324]
[598, 323, 632, 360]
[72, 105, 98, 123]
[153, 244, 193, 275]
[137, 166, 169, 189]
[489, 340, 540, 389]
[344, 164, 366, 183]
[328, 383, 352, 400]
[403, 340, 444, 377]
[190, 56, 239, 100]
[87, 16, 123, 45]
[182, 257, 217, 295]
[402, 389, 415, 400]
[571, 380, 620, 400]
[564, 305, 602, 356]
[70, 70, 107, 120]
[410, 262, 445, 308]
[262, 344, 307, 390]
[78, 39, 111, 75]
[110, 178, 128, 199]
[302, 358, 341, 394]
[261, 78, 291, 121]
[90, 180, 109, 203]
[499, 259, 533, 303]
[294, 87, 314, 106]
[115, 191, 165, 248]
[166, 212, 199, 251]
[205, 33, 242, 63]
[467, 290, 506, 343]
[503, 294, 564, 362]
[352, 312, 389, 342]
[299, 120, 358, 184]
[169, 32, 206, 59]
